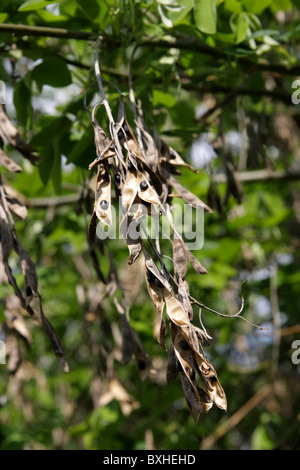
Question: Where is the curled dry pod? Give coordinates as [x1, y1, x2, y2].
[180, 374, 205, 424]
[136, 171, 162, 207]
[168, 174, 213, 213]
[193, 349, 227, 411]
[164, 288, 190, 329]
[159, 138, 198, 173]
[0, 204, 13, 262]
[94, 164, 112, 226]
[119, 158, 139, 230]
[127, 216, 143, 265]
[171, 322, 200, 399]
[144, 266, 166, 350]
[120, 117, 163, 195]
[166, 342, 179, 383]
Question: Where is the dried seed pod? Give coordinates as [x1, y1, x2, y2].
[159, 138, 198, 173]
[0, 205, 13, 262]
[94, 164, 112, 226]
[145, 265, 166, 350]
[166, 343, 179, 383]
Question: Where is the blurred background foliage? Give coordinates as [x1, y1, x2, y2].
[0, 0, 300, 450]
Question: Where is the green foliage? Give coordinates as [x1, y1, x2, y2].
[0, 0, 300, 451]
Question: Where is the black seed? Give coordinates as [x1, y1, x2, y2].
[127, 160, 134, 171]
[154, 278, 164, 289]
[117, 123, 130, 141]
[169, 149, 176, 160]
[210, 375, 217, 382]
[100, 200, 108, 210]
[146, 270, 155, 283]
[109, 144, 115, 151]
[140, 181, 148, 191]
[146, 270, 164, 288]
[104, 171, 110, 182]
[26, 286, 33, 296]
[114, 173, 121, 186]
[137, 162, 143, 172]
[180, 340, 190, 350]
[137, 359, 146, 371]
[189, 368, 195, 380]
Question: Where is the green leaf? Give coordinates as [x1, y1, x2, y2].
[242, 0, 272, 14]
[32, 58, 72, 90]
[251, 424, 274, 450]
[235, 12, 249, 43]
[18, 0, 62, 12]
[66, 125, 95, 168]
[194, 0, 217, 34]
[13, 74, 32, 128]
[51, 138, 62, 194]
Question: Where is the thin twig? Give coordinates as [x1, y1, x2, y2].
[190, 280, 267, 330]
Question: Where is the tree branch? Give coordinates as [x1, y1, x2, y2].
[26, 193, 80, 207]
[1, 23, 300, 76]
[212, 168, 300, 184]
[0, 23, 95, 40]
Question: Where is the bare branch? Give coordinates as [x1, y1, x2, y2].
[212, 169, 300, 184]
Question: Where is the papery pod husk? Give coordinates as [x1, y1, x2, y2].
[159, 138, 198, 174]
[15, 239, 38, 305]
[135, 169, 162, 207]
[164, 288, 190, 329]
[144, 265, 166, 350]
[167, 174, 213, 213]
[89, 119, 115, 170]
[171, 322, 201, 399]
[136, 115, 160, 171]
[88, 210, 98, 243]
[176, 276, 193, 321]
[120, 159, 139, 213]
[143, 249, 173, 293]
[127, 216, 143, 265]
[94, 163, 112, 226]
[181, 374, 206, 424]
[172, 237, 188, 280]
[0, 149, 22, 173]
[6, 194, 27, 221]
[193, 349, 227, 411]
[0, 104, 40, 164]
[120, 118, 162, 195]
[166, 342, 179, 383]
[0, 204, 13, 262]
